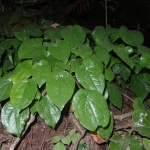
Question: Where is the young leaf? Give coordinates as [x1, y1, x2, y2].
[61, 136, 71, 145]
[1, 101, 29, 137]
[143, 138, 150, 150]
[48, 40, 71, 64]
[51, 136, 61, 143]
[38, 96, 61, 129]
[107, 82, 122, 109]
[131, 73, 150, 100]
[72, 89, 110, 130]
[76, 59, 105, 94]
[32, 59, 51, 87]
[52, 142, 66, 150]
[10, 78, 37, 111]
[0, 73, 13, 102]
[18, 38, 46, 59]
[61, 25, 86, 48]
[46, 70, 75, 110]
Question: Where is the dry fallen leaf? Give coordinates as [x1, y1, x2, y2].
[90, 131, 106, 144]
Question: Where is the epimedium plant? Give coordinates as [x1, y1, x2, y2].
[0, 19, 150, 149]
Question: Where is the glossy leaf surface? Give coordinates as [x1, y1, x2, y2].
[1, 101, 29, 137]
[48, 40, 70, 64]
[46, 70, 75, 110]
[76, 59, 105, 94]
[10, 78, 37, 111]
[0, 73, 13, 102]
[72, 89, 110, 130]
[38, 96, 61, 129]
[32, 59, 51, 87]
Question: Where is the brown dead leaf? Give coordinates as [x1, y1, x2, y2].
[90, 131, 106, 144]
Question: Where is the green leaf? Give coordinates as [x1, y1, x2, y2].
[143, 138, 150, 150]
[113, 44, 134, 69]
[76, 41, 93, 58]
[138, 45, 150, 55]
[140, 54, 150, 69]
[72, 89, 110, 130]
[71, 133, 80, 145]
[10, 78, 37, 111]
[30, 99, 38, 115]
[8, 38, 21, 49]
[32, 59, 51, 87]
[51, 136, 61, 143]
[1, 101, 29, 137]
[76, 59, 105, 94]
[143, 68, 150, 85]
[11, 60, 32, 83]
[61, 136, 71, 145]
[44, 28, 62, 42]
[18, 38, 46, 59]
[25, 23, 43, 37]
[61, 25, 86, 48]
[0, 40, 12, 56]
[131, 73, 150, 100]
[48, 40, 71, 64]
[52, 142, 66, 150]
[94, 45, 110, 66]
[132, 110, 150, 138]
[104, 67, 115, 82]
[109, 134, 142, 150]
[70, 58, 82, 73]
[119, 26, 144, 47]
[133, 97, 147, 111]
[92, 54, 103, 72]
[46, 70, 75, 110]
[112, 63, 131, 81]
[14, 29, 30, 42]
[107, 82, 122, 109]
[38, 96, 61, 129]
[110, 28, 120, 42]
[0, 73, 13, 102]
[97, 112, 114, 142]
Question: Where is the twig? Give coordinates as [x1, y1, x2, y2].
[114, 112, 133, 121]
[9, 114, 35, 150]
[74, 129, 86, 150]
[122, 92, 134, 102]
[9, 89, 47, 150]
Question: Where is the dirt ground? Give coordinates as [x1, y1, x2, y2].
[0, 89, 143, 150]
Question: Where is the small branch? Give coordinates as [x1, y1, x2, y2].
[122, 92, 134, 102]
[114, 112, 133, 121]
[9, 114, 35, 150]
[74, 129, 86, 150]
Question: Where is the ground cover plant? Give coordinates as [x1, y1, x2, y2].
[0, 1, 150, 149]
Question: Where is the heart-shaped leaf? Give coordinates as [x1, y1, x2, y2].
[38, 96, 61, 128]
[1, 101, 29, 137]
[76, 58, 105, 94]
[18, 38, 46, 59]
[46, 70, 75, 110]
[32, 59, 51, 87]
[10, 78, 37, 111]
[72, 89, 110, 130]
[48, 40, 70, 64]
[0, 73, 13, 102]
[61, 25, 86, 48]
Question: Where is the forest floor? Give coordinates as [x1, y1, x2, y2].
[0, 89, 141, 150]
